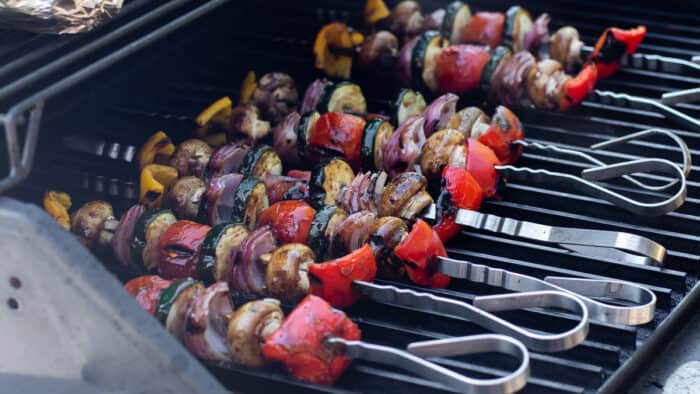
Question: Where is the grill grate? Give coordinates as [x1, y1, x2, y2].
[3, 1, 700, 393]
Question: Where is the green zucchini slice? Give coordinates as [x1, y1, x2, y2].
[198, 223, 250, 284]
[441, 1, 472, 44]
[361, 118, 395, 171]
[231, 176, 269, 230]
[318, 82, 367, 114]
[392, 88, 427, 126]
[297, 111, 321, 160]
[308, 205, 348, 261]
[310, 158, 355, 209]
[239, 144, 283, 179]
[131, 208, 177, 270]
[504, 6, 533, 52]
[155, 277, 203, 325]
[480, 46, 512, 89]
[411, 31, 448, 93]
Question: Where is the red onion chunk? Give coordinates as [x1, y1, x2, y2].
[396, 36, 419, 87]
[205, 174, 244, 225]
[301, 79, 332, 114]
[205, 143, 249, 181]
[230, 226, 278, 295]
[112, 204, 145, 266]
[382, 116, 426, 179]
[525, 13, 551, 57]
[422, 93, 459, 137]
[333, 211, 377, 256]
[273, 112, 302, 165]
[490, 51, 535, 108]
[264, 174, 309, 204]
[184, 282, 234, 362]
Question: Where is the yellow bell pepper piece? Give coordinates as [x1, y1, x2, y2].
[365, 0, 390, 25]
[314, 23, 356, 80]
[138, 131, 175, 169]
[44, 190, 72, 230]
[140, 164, 178, 209]
[195, 96, 233, 138]
[239, 71, 257, 105]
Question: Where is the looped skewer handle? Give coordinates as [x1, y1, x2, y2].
[328, 336, 530, 394]
[592, 90, 700, 132]
[352, 281, 589, 353]
[422, 204, 666, 266]
[436, 256, 656, 326]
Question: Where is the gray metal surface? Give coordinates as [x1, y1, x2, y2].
[0, 197, 227, 394]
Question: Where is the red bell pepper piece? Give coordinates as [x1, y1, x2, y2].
[262, 294, 361, 385]
[124, 275, 173, 315]
[308, 112, 366, 169]
[395, 219, 451, 288]
[476, 106, 524, 165]
[435, 45, 491, 94]
[433, 165, 483, 242]
[287, 169, 312, 182]
[257, 200, 316, 245]
[590, 26, 646, 79]
[459, 12, 505, 48]
[559, 62, 598, 111]
[466, 138, 500, 199]
[308, 244, 377, 308]
[157, 221, 211, 279]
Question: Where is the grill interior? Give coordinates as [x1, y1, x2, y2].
[2, 1, 699, 393]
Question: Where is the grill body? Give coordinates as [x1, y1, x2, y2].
[1, 1, 699, 393]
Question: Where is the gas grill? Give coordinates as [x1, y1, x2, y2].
[1, 1, 699, 393]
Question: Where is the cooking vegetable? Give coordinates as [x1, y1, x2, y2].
[466, 139, 500, 198]
[389, 1, 424, 38]
[228, 298, 285, 368]
[476, 105, 524, 165]
[183, 281, 234, 362]
[297, 111, 320, 161]
[367, 216, 408, 280]
[157, 220, 211, 279]
[156, 278, 204, 341]
[591, 26, 646, 79]
[252, 72, 299, 124]
[412, 30, 448, 92]
[422, 93, 458, 137]
[230, 226, 278, 295]
[382, 116, 425, 179]
[331, 210, 376, 257]
[124, 275, 173, 315]
[195, 97, 233, 138]
[198, 223, 249, 284]
[229, 104, 271, 142]
[550, 26, 583, 73]
[43, 190, 71, 230]
[435, 44, 490, 94]
[559, 62, 597, 111]
[231, 176, 269, 230]
[140, 164, 178, 209]
[204, 142, 250, 181]
[70, 200, 114, 249]
[361, 118, 394, 171]
[138, 131, 175, 169]
[489, 50, 535, 108]
[441, 1, 471, 44]
[335, 171, 386, 215]
[395, 219, 451, 288]
[378, 172, 432, 220]
[239, 144, 283, 180]
[526, 59, 568, 110]
[273, 112, 302, 165]
[392, 88, 427, 126]
[264, 174, 309, 204]
[357, 31, 399, 76]
[112, 204, 145, 266]
[310, 158, 356, 209]
[396, 36, 419, 87]
[165, 176, 205, 221]
[314, 22, 357, 80]
[459, 11, 505, 48]
[309, 244, 376, 308]
[132, 208, 178, 270]
[480, 46, 512, 89]
[308, 205, 348, 261]
[239, 71, 257, 105]
[420, 128, 466, 183]
[202, 173, 244, 226]
[318, 82, 367, 115]
[301, 79, 333, 115]
[364, 0, 390, 25]
[257, 200, 316, 245]
[169, 139, 212, 179]
[433, 165, 483, 242]
[424, 8, 446, 31]
[307, 112, 366, 169]
[504, 6, 533, 52]
[266, 243, 315, 303]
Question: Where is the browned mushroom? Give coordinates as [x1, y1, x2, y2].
[527, 59, 569, 110]
[446, 107, 491, 138]
[169, 139, 212, 178]
[420, 129, 466, 183]
[227, 298, 284, 368]
[164, 281, 204, 342]
[265, 243, 315, 303]
[70, 200, 114, 249]
[389, 1, 424, 38]
[165, 176, 205, 221]
[252, 72, 299, 125]
[358, 31, 399, 73]
[229, 104, 271, 142]
[378, 172, 432, 220]
[368, 216, 408, 280]
[550, 26, 583, 73]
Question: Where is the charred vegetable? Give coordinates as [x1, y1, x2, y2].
[156, 278, 204, 341]
[378, 172, 433, 220]
[392, 88, 427, 126]
[231, 176, 269, 230]
[70, 200, 114, 249]
[361, 118, 395, 172]
[198, 223, 249, 284]
[131, 208, 177, 270]
[44, 190, 72, 230]
[239, 145, 283, 180]
[318, 82, 367, 115]
[310, 158, 356, 208]
[412, 30, 448, 92]
[265, 243, 315, 303]
[139, 131, 175, 169]
[165, 176, 205, 221]
[228, 298, 284, 368]
[183, 282, 234, 362]
[229, 104, 271, 142]
[169, 139, 212, 179]
[140, 164, 178, 209]
[157, 220, 211, 279]
[252, 72, 299, 124]
[308, 205, 348, 261]
[195, 97, 233, 138]
[441, 1, 471, 44]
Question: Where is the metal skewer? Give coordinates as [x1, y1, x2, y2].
[328, 335, 530, 394]
[661, 87, 700, 105]
[582, 46, 700, 74]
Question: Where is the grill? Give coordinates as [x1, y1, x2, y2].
[1, 1, 699, 393]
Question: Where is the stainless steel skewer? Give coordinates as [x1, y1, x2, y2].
[328, 334, 530, 394]
[582, 46, 700, 75]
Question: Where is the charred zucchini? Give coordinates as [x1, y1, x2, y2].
[239, 145, 283, 179]
[297, 111, 321, 160]
[480, 46, 512, 89]
[318, 82, 367, 114]
[392, 88, 427, 126]
[361, 118, 395, 171]
[310, 158, 355, 208]
[198, 223, 249, 284]
[155, 278, 203, 324]
[307, 205, 348, 261]
[231, 176, 269, 230]
[411, 31, 448, 92]
[504, 6, 533, 52]
[441, 1, 471, 44]
[131, 209, 177, 270]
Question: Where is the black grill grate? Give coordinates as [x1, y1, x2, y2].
[3, 1, 700, 393]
